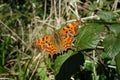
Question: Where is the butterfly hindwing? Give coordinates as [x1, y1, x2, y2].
[61, 35, 74, 51]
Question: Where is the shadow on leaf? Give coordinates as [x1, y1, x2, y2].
[55, 52, 85, 80]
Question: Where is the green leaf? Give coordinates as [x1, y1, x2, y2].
[115, 52, 120, 75]
[75, 23, 103, 50]
[54, 50, 73, 75]
[103, 33, 120, 57]
[37, 62, 49, 80]
[89, 1, 98, 10]
[97, 11, 114, 21]
[109, 24, 120, 36]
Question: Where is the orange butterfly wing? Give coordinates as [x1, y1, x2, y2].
[35, 36, 50, 50]
[35, 36, 59, 55]
[35, 20, 80, 56]
[60, 35, 74, 51]
[60, 20, 80, 36]
[60, 20, 80, 51]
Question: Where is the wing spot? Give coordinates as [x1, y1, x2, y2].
[63, 28, 65, 31]
[66, 25, 70, 28]
[65, 31, 68, 33]
[42, 38, 45, 41]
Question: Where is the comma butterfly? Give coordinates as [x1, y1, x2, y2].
[35, 20, 81, 56]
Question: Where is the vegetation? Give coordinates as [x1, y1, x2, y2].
[0, 0, 120, 80]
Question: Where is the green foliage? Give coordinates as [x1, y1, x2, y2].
[97, 11, 115, 21]
[103, 34, 120, 56]
[75, 23, 104, 50]
[109, 24, 120, 36]
[0, 37, 11, 66]
[54, 50, 73, 75]
[37, 62, 49, 80]
[115, 52, 120, 75]
[0, 0, 120, 80]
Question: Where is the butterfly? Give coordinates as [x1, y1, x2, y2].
[35, 20, 81, 56]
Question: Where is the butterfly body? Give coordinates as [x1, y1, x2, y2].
[35, 20, 80, 56]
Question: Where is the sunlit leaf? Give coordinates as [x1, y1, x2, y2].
[103, 33, 120, 57]
[75, 23, 104, 50]
[109, 24, 120, 36]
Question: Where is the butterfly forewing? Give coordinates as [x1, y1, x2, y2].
[60, 20, 80, 36]
[35, 36, 51, 50]
[46, 41, 59, 55]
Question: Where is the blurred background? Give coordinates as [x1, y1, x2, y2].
[0, 0, 120, 80]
